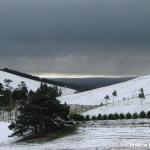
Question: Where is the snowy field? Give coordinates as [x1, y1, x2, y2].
[1, 121, 150, 150]
[0, 70, 76, 96]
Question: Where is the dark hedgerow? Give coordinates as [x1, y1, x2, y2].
[70, 114, 85, 121]
[139, 111, 147, 118]
[70, 111, 150, 122]
[102, 114, 108, 120]
[119, 113, 125, 120]
[126, 113, 132, 119]
[97, 114, 102, 120]
[133, 113, 139, 119]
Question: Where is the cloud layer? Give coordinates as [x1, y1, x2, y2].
[0, 0, 150, 75]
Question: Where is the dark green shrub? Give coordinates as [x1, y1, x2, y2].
[102, 114, 108, 120]
[133, 113, 139, 119]
[119, 113, 125, 119]
[92, 116, 97, 121]
[114, 113, 120, 120]
[97, 114, 102, 120]
[126, 113, 132, 119]
[70, 113, 85, 121]
[108, 114, 114, 120]
[85, 115, 90, 121]
[147, 111, 150, 119]
[139, 111, 147, 118]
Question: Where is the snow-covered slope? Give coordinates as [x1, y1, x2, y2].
[59, 74, 150, 104]
[83, 94, 150, 116]
[0, 70, 76, 96]
[59, 74, 150, 115]
[1, 120, 150, 149]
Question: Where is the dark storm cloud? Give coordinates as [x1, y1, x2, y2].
[0, 0, 150, 75]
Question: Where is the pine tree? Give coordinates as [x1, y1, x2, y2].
[12, 81, 28, 119]
[104, 95, 110, 106]
[4, 79, 13, 90]
[139, 88, 145, 105]
[119, 113, 125, 120]
[85, 115, 90, 121]
[108, 114, 114, 120]
[126, 113, 132, 119]
[112, 90, 117, 107]
[112, 90, 117, 97]
[102, 114, 108, 120]
[0, 83, 5, 118]
[133, 113, 139, 119]
[92, 116, 96, 121]
[3, 79, 14, 120]
[147, 111, 150, 119]
[97, 114, 102, 120]
[114, 113, 119, 120]
[0, 83, 4, 94]
[9, 84, 71, 137]
[139, 111, 146, 118]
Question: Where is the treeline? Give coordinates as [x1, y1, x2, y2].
[1, 68, 80, 92]
[70, 111, 150, 121]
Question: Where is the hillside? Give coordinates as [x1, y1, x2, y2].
[59, 74, 150, 115]
[52, 77, 134, 92]
[2, 68, 80, 91]
[0, 70, 76, 96]
[83, 94, 150, 116]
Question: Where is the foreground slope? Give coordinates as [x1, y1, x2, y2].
[0, 70, 75, 96]
[59, 74, 150, 105]
[1, 120, 150, 149]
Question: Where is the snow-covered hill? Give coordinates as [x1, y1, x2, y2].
[0, 70, 76, 96]
[59, 74, 150, 115]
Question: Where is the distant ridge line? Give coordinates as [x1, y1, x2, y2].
[1, 68, 76, 91]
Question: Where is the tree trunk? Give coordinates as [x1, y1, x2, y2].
[140, 98, 143, 105]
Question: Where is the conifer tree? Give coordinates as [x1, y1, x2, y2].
[119, 113, 125, 120]
[3, 79, 13, 120]
[139, 111, 146, 118]
[139, 88, 145, 105]
[0, 83, 5, 118]
[104, 95, 110, 106]
[126, 113, 132, 119]
[9, 84, 71, 137]
[112, 90, 117, 106]
[133, 113, 139, 119]
[147, 111, 150, 119]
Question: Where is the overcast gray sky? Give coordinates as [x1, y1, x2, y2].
[0, 0, 150, 75]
